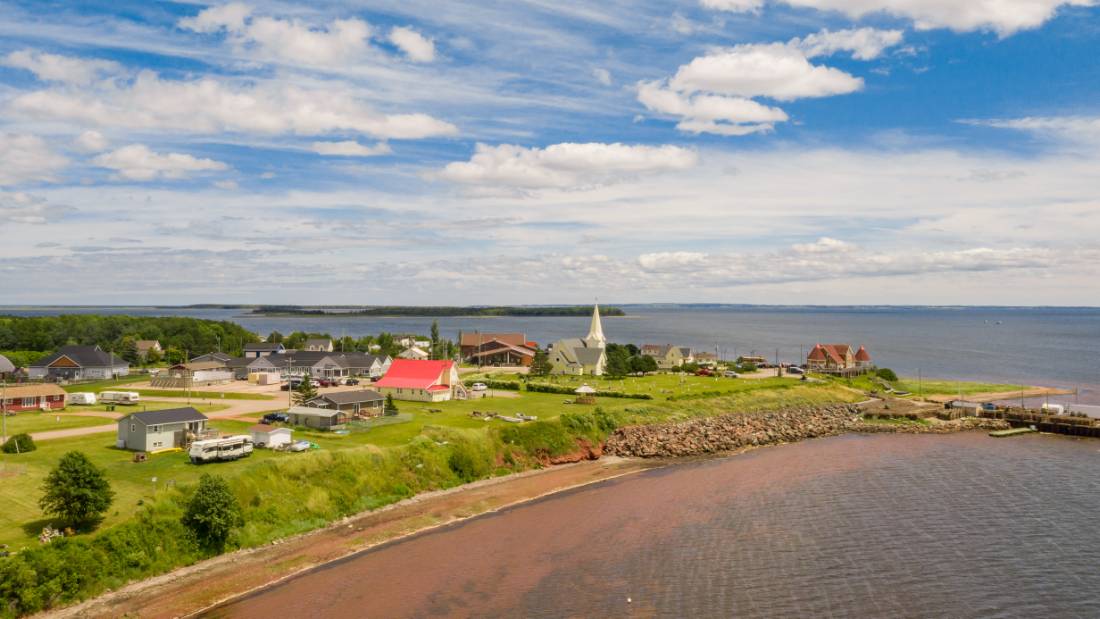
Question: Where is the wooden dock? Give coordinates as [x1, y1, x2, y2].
[979, 409, 1100, 438]
[989, 428, 1036, 438]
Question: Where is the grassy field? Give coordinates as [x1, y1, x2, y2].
[469, 370, 803, 397]
[2, 403, 228, 436]
[128, 388, 275, 401]
[60, 375, 147, 393]
[820, 372, 1025, 397]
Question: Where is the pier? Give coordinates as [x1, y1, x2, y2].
[978, 408, 1100, 438]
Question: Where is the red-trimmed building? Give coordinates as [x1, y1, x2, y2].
[806, 343, 873, 372]
[374, 359, 466, 402]
[1, 384, 67, 412]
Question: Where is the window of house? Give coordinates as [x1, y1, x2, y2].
[22, 397, 36, 407]
[131, 424, 136, 432]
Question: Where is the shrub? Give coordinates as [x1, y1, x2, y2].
[182, 474, 243, 552]
[499, 421, 576, 458]
[1, 432, 36, 453]
[446, 440, 492, 482]
[876, 368, 899, 382]
[482, 379, 521, 391]
[39, 451, 114, 529]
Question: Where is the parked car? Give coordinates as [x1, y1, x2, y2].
[288, 440, 311, 452]
[344, 377, 360, 386]
[786, 366, 804, 375]
[723, 371, 740, 378]
[471, 382, 488, 391]
[695, 368, 715, 377]
[318, 378, 338, 387]
[262, 412, 289, 424]
[982, 402, 997, 412]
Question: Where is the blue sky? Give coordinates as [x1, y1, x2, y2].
[1, 0, 1099, 305]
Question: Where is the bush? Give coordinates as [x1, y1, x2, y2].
[482, 379, 521, 391]
[182, 474, 243, 552]
[1, 432, 36, 453]
[39, 451, 114, 529]
[876, 368, 898, 382]
[499, 421, 576, 458]
[446, 440, 492, 482]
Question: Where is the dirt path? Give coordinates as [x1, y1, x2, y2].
[46, 457, 660, 619]
[29, 398, 285, 442]
[924, 386, 1073, 404]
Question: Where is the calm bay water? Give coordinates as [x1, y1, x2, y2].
[208, 433, 1100, 618]
[4, 305, 1099, 403]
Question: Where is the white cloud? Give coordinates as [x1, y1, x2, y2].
[389, 26, 436, 62]
[9, 70, 458, 140]
[73, 130, 109, 153]
[702, 0, 1095, 36]
[638, 30, 898, 136]
[0, 191, 72, 224]
[213, 179, 240, 190]
[592, 67, 612, 86]
[791, 27, 904, 60]
[967, 115, 1100, 146]
[180, 5, 372, 66]
[310, 140, 393, 156]
[1, 49, 120, 85]
[438, 142, 699, 189]
[0, 133, 69, 185]
[91, 144, 228, 181]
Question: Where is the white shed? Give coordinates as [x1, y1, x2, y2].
[250, 424, 292, 448]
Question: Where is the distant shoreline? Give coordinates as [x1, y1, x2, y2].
[244, 305, 627, 318]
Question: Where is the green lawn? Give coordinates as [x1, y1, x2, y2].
[0, 374, 858, 549]
[469, 371, 797, 397]
[129, 388, 275, 401]
[2, 402, 229, 436]
[823, 373, 1025, 397]
[60, 375, 147, 393]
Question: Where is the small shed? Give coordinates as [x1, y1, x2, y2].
[286, 405, 347, 430]
[250, 424, 292, 448]
[948, 400, 982, 415]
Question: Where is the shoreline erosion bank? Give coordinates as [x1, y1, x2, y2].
[52, 406, 1012, 619]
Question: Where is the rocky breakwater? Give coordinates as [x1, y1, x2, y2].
[605, 405, 1010, 458]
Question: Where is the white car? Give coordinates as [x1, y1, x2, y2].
[471, 382, 488, 391]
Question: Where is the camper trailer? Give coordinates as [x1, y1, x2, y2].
[100, 391, 140, 405]
[188, 435, 254, 463]
[68, 392, 97, 405]
[1042, 403, 1066, 415]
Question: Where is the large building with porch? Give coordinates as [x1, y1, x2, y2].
[27, 345, 129, 381]
[374, 359, 465, 402]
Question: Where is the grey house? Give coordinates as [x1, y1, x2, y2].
[307, 389, 385, 417]
[116, 407, 209, 452]
[28, 345, 130, 381]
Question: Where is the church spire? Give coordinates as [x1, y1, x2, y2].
[585, 303, 606, 348]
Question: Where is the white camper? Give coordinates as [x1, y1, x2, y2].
[1041, 403, 1066, 415]
[68, 392, 97, 405]
[188, 435, 254, 463]
[100, 391, 140, 405]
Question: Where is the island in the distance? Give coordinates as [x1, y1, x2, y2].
[224, 305, 628, 317]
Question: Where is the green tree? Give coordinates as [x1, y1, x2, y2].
[266, 330, 284, 344]
[605, 348, 631, 378]
[1, 433, 36, 454]
[118, 336, 140, 365]
[430, 321, 440, 360]
[384, 393, 399, 416]
[292, 375, 318, 405]
[629, 354, 658, 375]
[182, 474, 243, 551]
[145, 347, 163, 366]
[530, 349, 552, 377]
[39, 451, 114, 529]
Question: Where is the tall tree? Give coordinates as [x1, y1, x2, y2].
[182, 474, 243, 551]
[292, 376, 318, 405]
[39, 451, 114, 529]
[530, 349, 553, 377]
[430, 321, 440, 360]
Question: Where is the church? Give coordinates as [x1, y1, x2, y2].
[547, 305, 608, 376]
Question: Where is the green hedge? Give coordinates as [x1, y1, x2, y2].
[525, 383, 652, 400]
[480, 379, 521, 391]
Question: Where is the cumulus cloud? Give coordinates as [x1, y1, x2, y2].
[437, 142, 699, 189]
[2, 49, 120, 85]
[310, 140, 393, 156]
[638, 29, 900, 136]
[180, 4, 372, 66]
[701, 0, 1095, 36]
[91, 144, 229, 181]
[966, 115, 1100, 146]
[0, 133, 69, 185]
[9, 69, 458, 140]
[791, 27, 904, 61]
[73, 130, 109, 153]
[0, 191, 72, 225]
[388, 26, 436, 62]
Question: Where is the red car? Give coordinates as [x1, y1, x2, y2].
[695, 368, 715, 377]
[317, 378, 338, 387]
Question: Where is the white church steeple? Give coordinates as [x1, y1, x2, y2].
[584, 303, 606, 349]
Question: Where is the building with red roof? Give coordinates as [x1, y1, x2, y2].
[806, 343, 873, 373]
[374, 359, 465, 402]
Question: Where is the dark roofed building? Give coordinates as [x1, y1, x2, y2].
[116, 407, 209, 452]
[307, 389, 385, 416]
[191, 351, 234, 364]
[459, 332, 530, 360]
[28, 345, 130, 381]
[244, 342, 286, 358]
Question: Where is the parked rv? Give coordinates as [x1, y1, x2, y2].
[68, 392, 97, 405]
[99, 391, 140, 405]
[188, 435, 253, 463]
[1042, 403, 1066, 415]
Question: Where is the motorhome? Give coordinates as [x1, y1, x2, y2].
[188, 435, 254, 463]
[99, 391, 140, 405]
[68, 392, 97, 405]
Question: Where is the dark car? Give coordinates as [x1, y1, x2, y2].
[345, 378, 360, 386]
[262, 412, 289, 424]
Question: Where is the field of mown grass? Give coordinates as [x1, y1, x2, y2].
[822, 373, 1025, 397]
[2, 403, 228, 437]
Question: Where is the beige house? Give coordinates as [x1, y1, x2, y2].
[548, 305, 607, 376]
[375, 359, 465, 402]
[640, 344, 693, 370]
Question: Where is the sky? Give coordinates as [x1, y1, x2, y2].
[1, 0, 1099, 306]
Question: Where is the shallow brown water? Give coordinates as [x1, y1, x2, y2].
[207, 433, 1100, 618]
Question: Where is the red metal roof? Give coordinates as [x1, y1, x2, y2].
[375, 359, 454, 389]
[854, 346, 872, 361]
